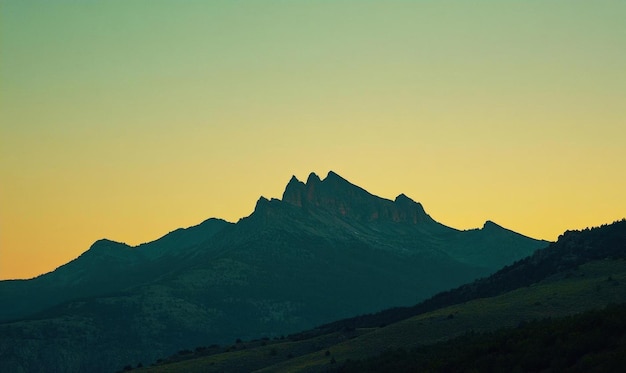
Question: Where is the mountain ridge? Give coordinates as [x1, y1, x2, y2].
[138, 220, 626, 373]
[279, 172, 434, 225]
[0, 171, 548, 373]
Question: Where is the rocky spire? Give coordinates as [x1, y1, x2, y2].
[282, 175, 306, 207]
[279, 171, 432, 224]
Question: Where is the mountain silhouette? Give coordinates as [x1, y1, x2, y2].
[129, 220, 626, 373]
[281, 171, 432, 224]
[0, 171, 547, 373]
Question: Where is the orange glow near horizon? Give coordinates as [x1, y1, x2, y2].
[1, 1, 625, 280]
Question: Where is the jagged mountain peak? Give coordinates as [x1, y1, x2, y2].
[324, 170, 346, 182]
[253, 196, 274, 213]
[322, 170, 365, 192]
[480, 220, 529, 237]
[483, 220, 501, 229]
[276, 171, 433, 224]
[286, 175, 301, 186]
[395, 193, 422, 207]
[395, 193, 412, 202]
[282, 177, 306, 206]
[307, 172, 322, 184]
[393, 193, 428, 220]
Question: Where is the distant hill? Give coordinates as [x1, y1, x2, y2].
[138, 219, 626, 373]
[0, 171, 546, 373]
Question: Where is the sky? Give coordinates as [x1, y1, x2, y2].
[1, 0, 625, 280]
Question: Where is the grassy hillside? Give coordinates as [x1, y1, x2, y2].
[338, 302, 626, 372]
[136, 258, 626, 372]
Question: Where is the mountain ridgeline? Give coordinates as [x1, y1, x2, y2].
[0, 172, 547, 373]
[311, 218, 626, 334]
[142, 219, 626, 373]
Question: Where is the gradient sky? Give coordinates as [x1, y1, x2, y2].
[1, 1, 625, 280]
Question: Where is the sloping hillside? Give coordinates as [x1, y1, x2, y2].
[137, 220, 626, 373]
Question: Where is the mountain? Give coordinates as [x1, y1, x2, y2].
[139, 219, 626, 373]
[0, 218, 232, 323]
[315, 218, 626, 332]
[0, 171, 547, 373]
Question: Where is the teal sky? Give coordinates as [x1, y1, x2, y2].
[1, 0, 625, 279]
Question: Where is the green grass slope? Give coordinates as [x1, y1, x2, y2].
[137, 258, 626, 373]
[338, 303, 626, 372]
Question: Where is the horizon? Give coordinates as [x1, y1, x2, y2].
[2, 169, 621, 281]
[2, 1, 625, 280]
